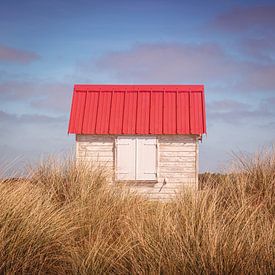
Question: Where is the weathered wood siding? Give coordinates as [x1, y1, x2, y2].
[76, 134, 199, 199]
[76, 135, 114, 182]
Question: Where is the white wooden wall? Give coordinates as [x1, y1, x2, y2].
[76, 134, 199, 199]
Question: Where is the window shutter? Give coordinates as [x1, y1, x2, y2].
[116, 137, 136, 180]
[136, 137, 157, 180]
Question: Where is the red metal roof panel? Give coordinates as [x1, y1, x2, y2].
[163, 91, 177, 134]
[150, 91, 163, 134]
[95, 91, 112, 134]
[82, 91, 99, 134]
[190, 91, 204, 134]
[136, 91, 150, 134]
[109, 91, 124, 134]
[68, 90, 86, 134]
[177, 91, 190, 134]
[68, 84, 206, 135]
[122, 91, 137, 134]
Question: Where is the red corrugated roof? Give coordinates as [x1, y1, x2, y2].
[68, 84, 206, 135]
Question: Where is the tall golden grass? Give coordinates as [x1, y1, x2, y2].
[0, 151, 274, 274]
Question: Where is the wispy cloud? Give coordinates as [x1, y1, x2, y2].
[207, 98, 275, 124]
[88, 43, 239, 83]
[79, 42, 275, 93]
[238, 37, 275, 61]
[0, 44, 40, 64]
[210, 5, 275, 62]
[0, 81, 71, 113]
[207, 100, 252, 112]
[0, 110, 66, 125]
[211, 5, 275, 32]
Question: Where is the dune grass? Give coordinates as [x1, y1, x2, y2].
[0, 151, 274, 274]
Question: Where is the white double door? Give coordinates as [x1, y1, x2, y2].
[116, 136, 157, 181]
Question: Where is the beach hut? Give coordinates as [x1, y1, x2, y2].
[68, 84, 206, 199]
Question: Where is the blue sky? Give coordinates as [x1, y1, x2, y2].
[0, 0, 275, 175]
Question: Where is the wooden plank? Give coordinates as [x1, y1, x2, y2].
[77, 150, 85, 157]
[83, 142, 112, 148]
[159, 142, 195, 147]
[159, 178, 196, 184]
[96, 163, 113, 168]
[159, 166, 195, 173]
[81, 145, 113, 151]
[160, 151, 196, 157]
[159, 162, 195, 168]
[159, 175, 196, 181]
[78, 142, 110, 147]
[159, 173, 195, 179]
[160, 156, 196, 162]
[77, 159, 113, 167]
[162, 183, 196, 189]
[81, 143, 114, 147]
[82, 160, 113, 167]
[77, 135, 115, 142]
[128, 187, 154, 193]
[159, 146, 195, 152]
[83, 142, 114, 146]
[83, 156, 113, 162]
[85, 151, 113, 157]
[79, 157, 113, 163]
[159, 135, 195, 142]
